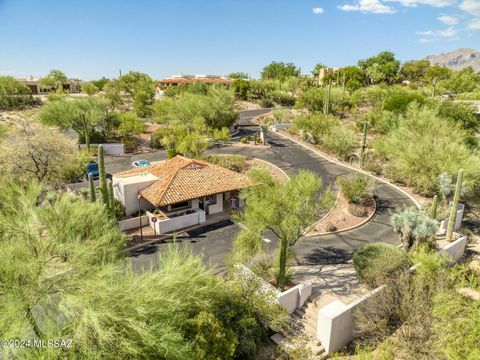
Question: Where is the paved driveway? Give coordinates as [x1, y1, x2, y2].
[120, 110, 416, 272]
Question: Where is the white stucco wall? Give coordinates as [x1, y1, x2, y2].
[208, 193, 224, 214]
[79, 143, 125, 155]
[277, 285, 301, 314]
[439, 234, 468, 262]
[113, 174, 158, 216]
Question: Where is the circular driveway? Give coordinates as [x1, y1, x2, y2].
[120, 110, 416, 272]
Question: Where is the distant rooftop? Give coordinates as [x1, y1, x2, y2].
[158, 74, 233, 86]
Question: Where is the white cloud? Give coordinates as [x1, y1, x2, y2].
[416, 26, 459, 38]
[467, 18, 480, 29]
[386, 0, 456, 7]
[460, 0, 480, 17]
[312, 7, 324, 14]
[437, 15, 459, 25]
[418, 38, 432, 43]
[338, 0, 396, 14]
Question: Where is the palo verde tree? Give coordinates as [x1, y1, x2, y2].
[261, 61, 301, 81]
[235, 168, 333, 290]
[38, 97, 109, 150]
[358, 51, 400, 84]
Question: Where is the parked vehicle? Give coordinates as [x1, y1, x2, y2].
[84, 161, 111, 180]
[132, 160, 151, 168]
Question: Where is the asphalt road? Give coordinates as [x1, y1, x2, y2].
[117, 109, 416, 272]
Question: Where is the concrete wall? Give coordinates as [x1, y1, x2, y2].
[208, 193, 224, 214]
[118, 216, 149, 231]
[272, 124, 294, 131]
[439, 234, 468, 263]
[79, 143, 125, 156]
[146, 209, 205, 234]
[66, 180, 99, 192]
[277, 286, 300, 314]
[113, 178, 157, 216]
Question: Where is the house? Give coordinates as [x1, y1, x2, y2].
[158, 74, 234, 88]
[17, 76, 81, 94]
[113, 155, 250, 234]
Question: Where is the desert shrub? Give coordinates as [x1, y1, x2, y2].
[336, 174, 374, 204]
[392, 207, 438, 251]
[353, 243, 410, 287]
[269, 90, 295, 106]
[167, 148, 178, 159]
[295, 88, 324, 112]
[150, 127, 172, 148]
[201, 154, 247, 172]
[383, 90, 425, 114]
[240, 137, 248, 144]
[348, 203, 368, 217]
[373, 104, 480, 196]
[272, 108, 295, 124]
[322, 125, 356, 159]
[325, 222, 337, 232]
[0, 76, 40, 110]
[258, 97, 274, 108]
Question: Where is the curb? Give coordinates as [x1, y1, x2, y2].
[305, 196, 377, 237]
[275, 131, 421, 209]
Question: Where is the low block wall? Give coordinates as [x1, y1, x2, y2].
[146, 210, 204, 234]
[272, 123, 294, 131]
[66, 180, 99, 192]
[79, 143, 125, 156]
[118, 216, 149, 231]
[439, 234, 468, 263]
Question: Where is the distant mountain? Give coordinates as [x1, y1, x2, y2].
[424, 48, 480, 72]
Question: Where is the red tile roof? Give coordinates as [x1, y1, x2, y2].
[114, 155, 250, 206]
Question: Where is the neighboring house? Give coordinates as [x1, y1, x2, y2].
[158, 74, 233, 88]
[113, 155, 250, 234]
[17, 76, 81, 94]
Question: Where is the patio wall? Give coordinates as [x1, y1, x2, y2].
[118, 216, 150, 231]
[208, 193, 224, 214]
[79, 143, 125, 156]
[146, 209, 206, 234]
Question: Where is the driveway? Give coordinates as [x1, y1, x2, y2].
[119, 110, 416, 272]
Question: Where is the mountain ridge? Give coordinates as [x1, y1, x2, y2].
[424, 48, 480, 71]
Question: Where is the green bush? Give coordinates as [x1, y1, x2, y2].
[167, 148, 178, 159]
[240, 137, 248, 144]
[322, 125, 356, 159]
[150, 127, 172, 149]
[336, 173, 374, 204]
[383, 90, 425, 114]
[258, 97, 274, 108]
[373, 104, 480, 196]
[269, 90, 295, 106]
[353, 243, 410, 287]
[201, 154, 247, 172]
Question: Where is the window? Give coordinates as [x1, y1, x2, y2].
[171, 201, 189, 210]
[206, 195, 217, 205]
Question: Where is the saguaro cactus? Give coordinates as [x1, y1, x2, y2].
[88, 173, 96, 202]
[359, 120, 368, 169]
[107, 179, 115, 215]
[98, 145, 108, 206]
[323, 81, 331, 115]
[446, 169, 463, 242]
[429, 195, 438, 219]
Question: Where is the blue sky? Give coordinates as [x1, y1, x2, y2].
[0, 0, 479, 80]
